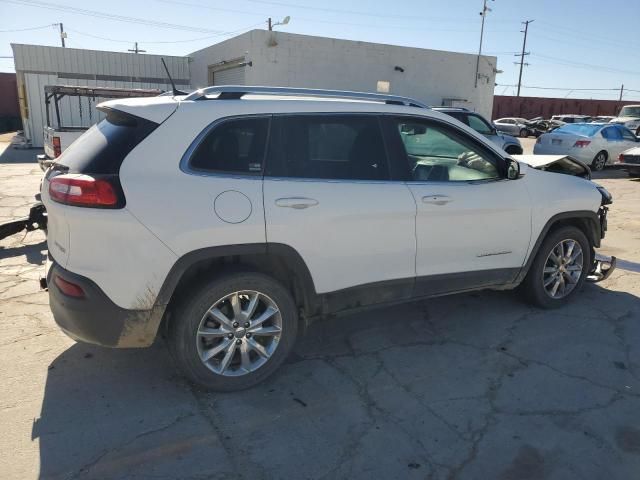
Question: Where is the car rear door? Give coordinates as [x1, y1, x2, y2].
[384, 115, 532, 296]
[263, 113, 417, 305]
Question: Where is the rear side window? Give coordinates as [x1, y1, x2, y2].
[602, 127, 622, 140]
[188, 117, 269, 174]
[267, 115, 389, 181]
[56, 110, 158, 174]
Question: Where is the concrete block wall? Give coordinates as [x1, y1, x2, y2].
[189, 30, 497, 118]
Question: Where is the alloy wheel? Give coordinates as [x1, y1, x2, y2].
[542, 239, 584, 299]
[593, 153, 606, 171]
[196, 291, 282, 376]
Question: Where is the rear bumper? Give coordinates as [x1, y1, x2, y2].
[48, 260, 165, 348]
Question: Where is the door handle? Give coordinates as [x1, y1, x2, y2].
[275, 197, 319, 209]
[422, 195, 452, 206]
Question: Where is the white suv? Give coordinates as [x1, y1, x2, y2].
[42, 87, 613, 391]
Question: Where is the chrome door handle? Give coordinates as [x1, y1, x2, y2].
[275, 197, 319, 209]
[422, 195, 452, 206]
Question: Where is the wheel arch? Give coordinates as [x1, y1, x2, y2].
[156, 243, 320, 330]
[504, 144, 523, 155]
[515, 211, 601, 284]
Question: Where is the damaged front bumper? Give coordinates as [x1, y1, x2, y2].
[587, 255, 617, 283]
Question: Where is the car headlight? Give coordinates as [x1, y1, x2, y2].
[595, 184, 613, 205]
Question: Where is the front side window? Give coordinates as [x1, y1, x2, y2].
[267, 115, 389, 180]
[189, 117, 269, 174]
[395, 118, 501, 182]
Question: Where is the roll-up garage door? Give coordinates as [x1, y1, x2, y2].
[211, 65, 245, 86]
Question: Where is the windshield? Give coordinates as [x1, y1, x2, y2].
[620, 106, 640, 118]
[554, 124, 601, 137]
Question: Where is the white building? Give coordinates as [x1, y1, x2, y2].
[11, 44, 190, 147]
[12, 31, 497, 148]
[190, 30, 497, 118]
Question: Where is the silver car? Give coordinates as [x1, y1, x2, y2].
[533, 123, 639, 171]
[493, 117, 530, 138]
[434, 108, 523, 155]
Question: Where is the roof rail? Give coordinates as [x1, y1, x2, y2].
[183, 85, 429, 108]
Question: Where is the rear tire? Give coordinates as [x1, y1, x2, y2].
[519, 128, 528, 138]
[591, 151, 607, 171]
[521, 226, 591, 309]
[168, 271, 298, 391]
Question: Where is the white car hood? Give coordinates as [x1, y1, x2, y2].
[513, 155, 568, 168]
[513, 154, 590, 178]
[611, 116, 640, 123]
[622, 146, 640, 156]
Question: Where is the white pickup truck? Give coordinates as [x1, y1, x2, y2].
[37, 85, 162, 170]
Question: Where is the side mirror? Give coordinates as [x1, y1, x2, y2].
[507, 159, 521, 180]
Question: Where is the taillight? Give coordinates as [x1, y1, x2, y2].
[617, 154, 624, 163]
[573, 140, 591, 148]
[53, 274, 85, 298]
[52, 136, 61, 157]
[49, 174, 122, 208]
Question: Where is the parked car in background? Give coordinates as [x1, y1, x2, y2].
[493, 117, 531, 137]
[610, 105, 640, 136]
[552, 114, 592, 124]
[591, 116, 615, 123]
[41, 86, 612, 390]
[524, 118, 552, 137]
[534, 123, 639, 171]
[433, 107, 523, 154]
[617, 146, 640, 177]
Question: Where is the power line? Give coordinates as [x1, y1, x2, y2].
[0, 0, 227, 34]
[158, 0, 514, 24]
[66, 22, 264, 45]
[531, 53, 640, 76]
[154, 0, 517, 33]
[0, 23, 57, 32]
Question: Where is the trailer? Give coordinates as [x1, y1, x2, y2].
[38, 85, 162, 170]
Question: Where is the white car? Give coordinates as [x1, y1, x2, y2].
[493, 117, 530, 137]
[42, 86, 613, 391]
[551, 114, 592, 124]
[609, 104, 640, 136]
[534, 123, 639, 171]
[616, 146, 640, 177]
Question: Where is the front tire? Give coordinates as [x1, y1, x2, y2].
[591, 151, 607, 171]
[521, 226, 591, 309]
[519, 128, 528, 138]
[169, 271, 298, 391]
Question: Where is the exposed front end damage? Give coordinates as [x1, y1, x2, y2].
[587, 254, 616, 283]
[513, 154, 591, 179]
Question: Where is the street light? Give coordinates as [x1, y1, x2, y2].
[268, 16, 290, 31]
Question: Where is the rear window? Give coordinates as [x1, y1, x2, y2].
[55, 110, 158, 174]
[554, 124, 601, 137]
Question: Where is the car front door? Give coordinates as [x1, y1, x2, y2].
[263, 113, 417, 307]
[385, 115, 532, 296]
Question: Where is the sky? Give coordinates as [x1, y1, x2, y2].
[0, 0, 639, 100]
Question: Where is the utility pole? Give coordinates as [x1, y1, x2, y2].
[58, 23, 66, 48]
[128, 42, 146, 54]
[474, 0, 492, 88]
[619, 84, 624, 101]
[268, 17, 272, 31]
[515, 19, 534, 97]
